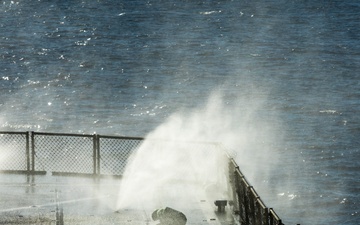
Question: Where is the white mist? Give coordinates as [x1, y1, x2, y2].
[116, 90, 282, 214]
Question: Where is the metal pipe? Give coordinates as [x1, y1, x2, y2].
[30, 131, 35, 173]
[26, 132, 30, 172]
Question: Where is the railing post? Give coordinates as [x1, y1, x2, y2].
[93, 134, 98, 175]
[242, 178, 250, 225]
[26, 132, 30, 172]
[269, 208, 283, 225]
[30, 131, 35, 173]
[97, 135, 100, 175]
[248, 186, 255, 225]
[228, 160, 237, 206]
[269, 208, 274, 225]
[257, 198, 269, 225]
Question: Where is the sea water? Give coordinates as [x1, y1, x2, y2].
[1, 1, 359, 224]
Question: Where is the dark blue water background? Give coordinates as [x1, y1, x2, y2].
[1, 1, 359, 224]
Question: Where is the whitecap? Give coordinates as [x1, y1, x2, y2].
[200, 10, 221, 15]
[287, 194, 297, 200]
[319, 110, 337, 114]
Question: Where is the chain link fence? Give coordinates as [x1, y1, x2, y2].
[32, 132, 95, 175]
[0, 132, 227, 178]
[0, 131, 286, 224]
[0, 131, 147, 176]
[97, 135, 143, 176]
[0, 132, 29, 172]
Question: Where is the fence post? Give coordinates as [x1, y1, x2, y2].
[26, 132, 30, 172]
[233, 164, 245, 222]
[93, 135, 98, 175]
[256, 198, 269, 225]
[269, 208, 283, 225]
[97, 135, 100, 175]
[30, 132, 35, 173]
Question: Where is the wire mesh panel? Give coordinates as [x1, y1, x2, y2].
[32, 132, 95, 174]
[98, 136, 143, 176]
[0, 132, 28, 171]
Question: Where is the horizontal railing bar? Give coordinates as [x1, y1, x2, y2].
[269, 208, 282, 221]
[138, 137, 220, 145]
[241, 177, 251, 189]
[234, 166, 245, 178]
[257, 198, 267, 209]
[0, 131, 28, 135]
[32, 131, 94, 138]
[230, 158, 239, 168]
[250, 186, 260, 199]
[98, 134, 144, 140]
[0, 170, 30, 174]
[81, 134, 220, 145]
[0, 170, 46, 175]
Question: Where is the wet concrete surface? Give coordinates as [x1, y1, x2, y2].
[0, 173, 235, 225]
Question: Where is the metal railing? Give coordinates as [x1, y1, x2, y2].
[0, 131, 144, 176]
[0, 131, 287, 224]
[0, 131, 29, 172]
[229, 158, 285, 225]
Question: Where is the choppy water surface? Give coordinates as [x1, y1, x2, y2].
[1, 1, 359, 224]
